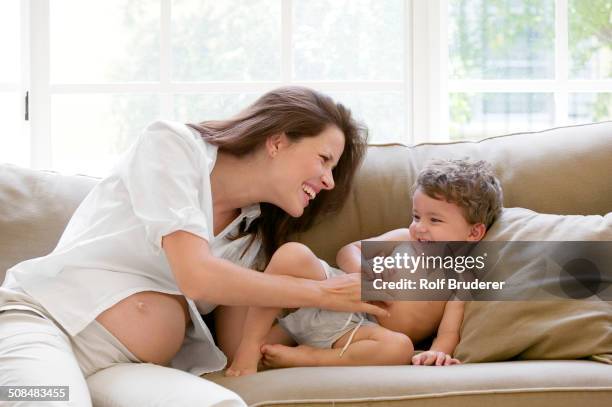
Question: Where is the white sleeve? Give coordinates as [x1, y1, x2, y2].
[119, 122, 212, 253]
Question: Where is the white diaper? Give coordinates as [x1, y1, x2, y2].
[277, 261, 376, 351]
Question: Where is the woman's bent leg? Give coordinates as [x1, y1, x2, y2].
[216, 242, 322, 361]
[226, 242, 326, 376]
[87, 363, 246, 407]
[0, 310, 92, 407]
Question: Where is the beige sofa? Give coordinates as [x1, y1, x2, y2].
[1, 121, 611, 406]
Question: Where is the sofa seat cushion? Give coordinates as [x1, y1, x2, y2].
[205, 360, 612, 406]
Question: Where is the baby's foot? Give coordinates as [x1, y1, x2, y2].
[225, 341, 262, 377]
[261, 344, 315, 368]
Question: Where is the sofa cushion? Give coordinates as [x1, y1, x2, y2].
[0, 165, 98, 281]
[3, 122, 611, 278]
[454, 207, 612, 364]
[205, 361, 612, 406]
[298, 121, 612, 264]
[483, 207, 612, 241]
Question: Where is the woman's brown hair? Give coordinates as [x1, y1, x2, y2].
[187, 86, 368, 264]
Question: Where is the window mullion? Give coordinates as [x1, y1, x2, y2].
[48, 81, 403, 94]
[281, 0, 293, 84]
[411, 0, 448, 143]
[449, 80, 558, 92]
[29, 0, 52, 170]
[0, 84, 19, 92]
[567, 80, 612, 92]
[555, 0, 569, 125]
[19, 0, 30, 166]
[404, 0, 413, 144]
[160, 0, 173, 118]
[437, 0, 449, 141]
[411, 0, 429, 143]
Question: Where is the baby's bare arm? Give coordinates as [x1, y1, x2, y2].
[430, 301, 465, 355]
[336, 228, 412, 274]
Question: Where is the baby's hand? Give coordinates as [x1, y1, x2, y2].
[411, 351, 460, 366]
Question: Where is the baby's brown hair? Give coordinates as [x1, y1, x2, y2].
[414, 159, 503, 228]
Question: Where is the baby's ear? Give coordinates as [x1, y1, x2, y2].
[468, 223, 486, 241]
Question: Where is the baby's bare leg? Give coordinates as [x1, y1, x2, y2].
[262, 325, 413, 368]
[226, 242, 327, 376]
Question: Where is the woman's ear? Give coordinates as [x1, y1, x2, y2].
[468, 223, 486, 241]
[265, 132, 290, 158]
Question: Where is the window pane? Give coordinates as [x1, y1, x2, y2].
[450, 93, 554, 140]
[449, 0, 554, 79]
[294, 0, 403, 81]
[51, 0, 160, 83]
[173, 93, 260, 122]
[0, 0, 20, 82]
[51, 94, 160, 176]
[0, 92, 27, 166]
[569, 93, 612, 124]
[174, 91, 404, 145]
[569, 0, 612, 79]
[327, 92, 405, 145]
[172, 0, 280, 81]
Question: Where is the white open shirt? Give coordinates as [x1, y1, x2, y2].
[2, 120, 262, 375]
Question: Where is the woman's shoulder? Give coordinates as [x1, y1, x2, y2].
[138, 120, 218, 163]
[142, 120, 202, 146]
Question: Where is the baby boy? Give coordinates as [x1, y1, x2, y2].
[226, 159, 503, 375]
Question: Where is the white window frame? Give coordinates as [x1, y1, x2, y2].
[0, 0, 29, 166]
[25, 0, 416, 170]
[411, 0, 449, 142]
[444, 0, 612, 136]
[17, 0, 612, 171]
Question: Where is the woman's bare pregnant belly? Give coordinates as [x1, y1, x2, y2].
[96, 291, 191, 366]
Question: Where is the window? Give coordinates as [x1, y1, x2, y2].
[0, 0, 26, 167]
[3, 0, 612, 176]
[447, 0, 612, 140]
[21, 0, 410, 175]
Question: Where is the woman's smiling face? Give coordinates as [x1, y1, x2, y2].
[267, 125, 345, 217]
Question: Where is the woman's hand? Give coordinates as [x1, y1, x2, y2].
[411, 350, 460, 366]
[318, 273, 390, 319]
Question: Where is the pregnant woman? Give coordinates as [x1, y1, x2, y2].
[0, 87, 387, 406]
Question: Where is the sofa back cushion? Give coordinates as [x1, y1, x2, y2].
[298, 121, 612, 264]
[0, 165, 98, 281]
[1, 121, 611, 281]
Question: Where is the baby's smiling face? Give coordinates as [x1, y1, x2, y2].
[409, 188, 485, 242]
